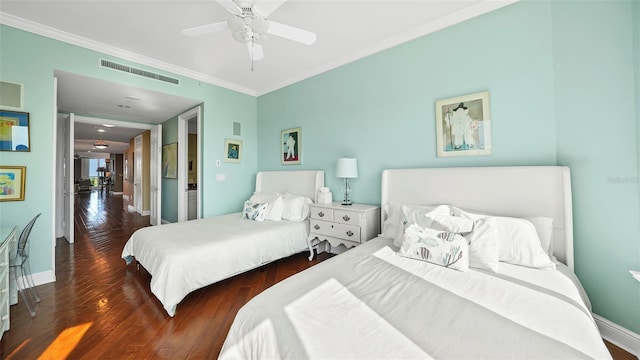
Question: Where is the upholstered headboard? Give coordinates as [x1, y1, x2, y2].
[255, 170, 325, 202]
[380, 166, 574, 269]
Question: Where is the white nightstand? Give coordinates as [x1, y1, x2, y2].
[307, 202, 380, 260]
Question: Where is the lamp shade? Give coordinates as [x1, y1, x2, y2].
[336, 158, 358, 178]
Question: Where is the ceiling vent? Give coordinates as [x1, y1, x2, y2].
[100, 59, 180, 85]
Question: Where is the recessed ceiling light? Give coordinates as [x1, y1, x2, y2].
[125, 95, 140, 101]
[102, 124, 115, 128]
[97, 128, 106, 133]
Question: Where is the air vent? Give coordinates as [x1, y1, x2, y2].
[100, 59, 180, 85]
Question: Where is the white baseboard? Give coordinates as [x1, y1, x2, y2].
[161, 218, 172, 224]
[123, 194, 129, 200]
[594, 313, 640, 358]
[14, 270, 56, 290]
[141, 210, 150, 216]
[112, 191, 123, 195]
[127, 205, 134, 212]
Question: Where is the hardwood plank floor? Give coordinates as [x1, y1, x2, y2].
[0, 190, 635, 359]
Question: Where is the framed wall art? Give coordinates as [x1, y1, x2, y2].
[281, 127, 301, 165]
[162, 143, 177, 178]
[435, 91, 491, 157]
[0, 166, 26, 201]
[0, 110, 30, 151]
[224, 138, 242, 163]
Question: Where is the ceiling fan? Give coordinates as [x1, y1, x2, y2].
[182, 0, 316, 66]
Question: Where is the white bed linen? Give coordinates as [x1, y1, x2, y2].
[121, 213, 309, 316]
[219, 237, 611, 359]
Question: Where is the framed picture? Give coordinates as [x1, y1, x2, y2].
[224, 139, 242, 163]
[435, 91, 491, 157]
[162, 143, 177, 178]
[0, 110, 30, 151]
[281, 127, 301, 165]
[0, 166, 26, 201]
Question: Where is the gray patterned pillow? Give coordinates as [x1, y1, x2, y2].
[242, 201, 268, 221]
[398, 224, 469, 272]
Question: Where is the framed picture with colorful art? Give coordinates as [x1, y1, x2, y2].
[0, 110, 30, 151]
[0, 166, 26, 201]
[435, 91, 491, 157]
[162, 143, 177, 178]
[281, 127, 301, 165]
[224, 138, 242, 163]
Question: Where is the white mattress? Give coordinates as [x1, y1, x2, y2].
[219, 236, 611, 359]
[121, 213, 309, 316]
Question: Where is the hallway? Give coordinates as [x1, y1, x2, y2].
[0, 191, 325, 359]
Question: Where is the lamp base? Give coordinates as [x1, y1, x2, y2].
[341, 201, 353, 206]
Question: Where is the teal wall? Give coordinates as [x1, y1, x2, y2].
[258, 2, 557, 204]
[0, 25, 258, 275]
[162, 116, 179, 223]
[553, 1, 640, 333]
[258, 1, 640, 334]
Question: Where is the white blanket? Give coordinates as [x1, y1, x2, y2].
[121, 214, 309, 316]
[220, 237, 611, 359]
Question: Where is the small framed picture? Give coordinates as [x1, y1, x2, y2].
[435, 91, 491, 157]
[225, 139, 242, 163]
[281, 127, 301, 165]
[0, 166, 26, 201]
[0, 110, 30, 151]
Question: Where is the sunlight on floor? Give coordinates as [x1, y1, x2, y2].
[36, 322, 93, 360]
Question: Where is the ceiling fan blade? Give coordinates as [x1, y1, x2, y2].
[182, 21, 228, 37]
[267, 21, 316, 45]
[247, 42, 264, 61]
[253, 0, 288, 17]
[215, 0, 242, 15]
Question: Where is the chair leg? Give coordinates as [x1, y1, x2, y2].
[13, 266, 35, 317]
[23, 259, 40, 303]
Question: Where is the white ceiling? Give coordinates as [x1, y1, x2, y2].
[1, 0, 517, 155]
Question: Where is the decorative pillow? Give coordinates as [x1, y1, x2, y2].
[465, 217, 500, 272]
[242, 201, 268, 222]
[281, 193, 313, 221]
[250, 192, 283, 221]
[398, 224, 469, 272]
[452, 206, 555, 270]
[394, 204, 450, 247]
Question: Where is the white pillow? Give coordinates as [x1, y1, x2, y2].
[425, 214, 474, 233]
[452, 206, 555, 270]
[465, 217, 500, 272]
[242, 201, 268, 222]
[249, 192, 283, 221]
[282, 193, 313, 221]
[394, 204, 450, 247]
[525, 216, 554, 256]
[398, 224, 469, 272]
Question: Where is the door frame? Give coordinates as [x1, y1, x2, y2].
[177, 106, 201, 222]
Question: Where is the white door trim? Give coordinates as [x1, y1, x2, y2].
[177, 106, 201, 222]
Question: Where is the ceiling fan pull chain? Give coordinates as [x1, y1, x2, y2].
[251, 38, 255, 71]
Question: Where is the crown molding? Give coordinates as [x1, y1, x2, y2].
[0, 12, 257, 97]
[255, 0, 520, 96]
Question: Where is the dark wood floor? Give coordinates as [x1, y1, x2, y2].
[0, 191, 330, 359]
[0, 191, 635, 359]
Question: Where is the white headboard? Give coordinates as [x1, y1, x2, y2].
[381, 166, 574, 269]
[255, 170, 325, 202]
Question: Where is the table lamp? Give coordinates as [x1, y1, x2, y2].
[336, 158, 358, 205]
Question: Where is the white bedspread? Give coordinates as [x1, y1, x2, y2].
[220, 237, 611, 359]
[121, 214, 309, 316]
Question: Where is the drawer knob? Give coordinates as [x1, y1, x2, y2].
[318, 211, 324, 217]
[314, 224, 320, 230]
[342, 215, 351, 221]
[346, 230, 354, 237]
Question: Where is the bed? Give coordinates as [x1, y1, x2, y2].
[121, 170, 324, 317]
[219, 166, 612, 359]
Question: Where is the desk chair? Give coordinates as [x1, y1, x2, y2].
[10, 213, 41, 317]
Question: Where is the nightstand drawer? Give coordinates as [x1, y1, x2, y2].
[333, 209, 360, 226]
[311, 207, 334, 222]
[310, 219, 361, 243]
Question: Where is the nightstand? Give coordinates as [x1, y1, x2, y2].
[307, 202, 380, 260]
